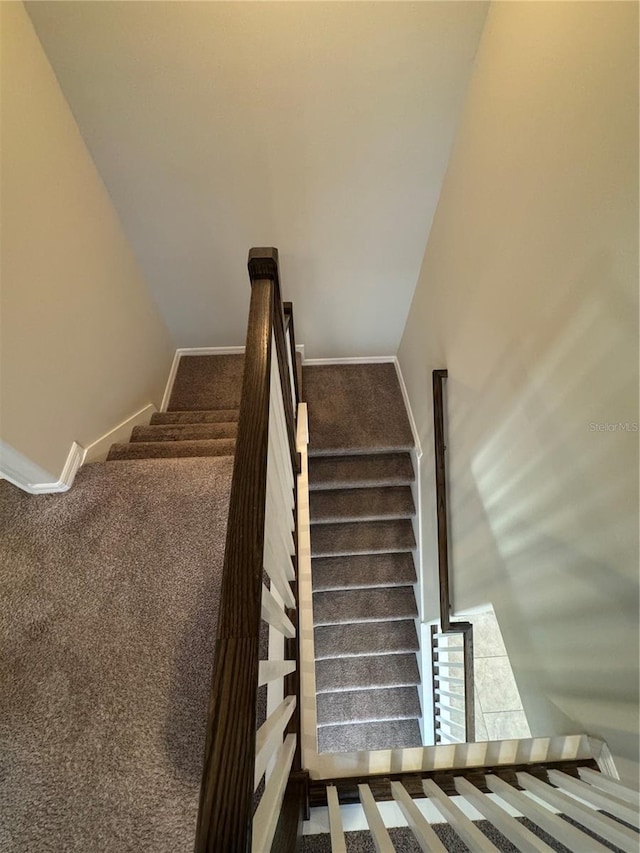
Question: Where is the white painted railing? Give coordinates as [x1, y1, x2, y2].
[431, 624, 474, 744]
[252, 330, 300, 852]
[319, 768, 640, 852]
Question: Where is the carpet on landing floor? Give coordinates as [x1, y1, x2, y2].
[303, 363, 413, 454]
[0, 458, 232, 853]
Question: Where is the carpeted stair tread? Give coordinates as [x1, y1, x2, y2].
[311, 519, 415, 557]
[310, 486, 414, 524]
[313, 587, 418, 625]
[317, 718, 422, 753]
[312, 552, 416, 591]
[314, 620, 419, 659]
[316, 686, 421, 726]
[309, 453, 414, 490]
[107, 439, 235, 461]
[304, 363, 414, 456]
[150, 409, 239, 425]
[316, 653, 419, 693]
[131, 423, 237, 442]
[168, 354, 244, 411]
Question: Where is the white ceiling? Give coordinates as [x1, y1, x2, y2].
[27, 1, 488, 357]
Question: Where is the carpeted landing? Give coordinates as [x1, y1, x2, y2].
[0, 354, 273, 853]
[304, 363, 422, 754]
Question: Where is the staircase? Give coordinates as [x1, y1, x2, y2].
[107, 354, 243, 461]
[304, 362, 423, 753]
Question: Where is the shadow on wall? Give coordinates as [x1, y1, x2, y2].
[444, 252, 638, 767]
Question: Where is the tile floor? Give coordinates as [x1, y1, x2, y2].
[464, 607, 531, 742]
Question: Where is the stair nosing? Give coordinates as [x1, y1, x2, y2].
[312, 579, 415, 592]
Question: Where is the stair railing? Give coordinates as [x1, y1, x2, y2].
[431, 369, 475, 743]
[312, 758, 639, 852]
[194, 248, 307, 852]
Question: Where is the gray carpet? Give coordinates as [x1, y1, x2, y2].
[314, 621, 419, 660]
[317, 687, 421, 726]
[131, 422, 238, 442]
[313, 588, 418, 625]
[107, 438, 236, 461]
[151, 409, 239, 424]
[310, 486, 415, 524]
[309, 452, 414, 490]
[305, 363, 422, 753]
[304, 363, 413, 455]
[318, 720, 423, 754]
[0, 353, 277, 850]
[312, 553, 417, 592]
[0, 457, 233, 853]
[316, 654, 420, 693]
[300, 815, 627, 852]
[311, 519, 416, 558]
[168, 354, 245, 411]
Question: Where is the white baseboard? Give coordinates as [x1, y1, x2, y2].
[302, 355, 395, 365]
[588, 737, 621, 778]
[393, 357, 423, 459]
[0, 402, 157, 494]
[0, 440, 84, 494]
[82, 403, 157, 464]
[160, 346, 246, 412]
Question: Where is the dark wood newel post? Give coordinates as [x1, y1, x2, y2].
[248, 248, 299, 475]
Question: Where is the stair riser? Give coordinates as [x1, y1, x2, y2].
[131, 424, 237, 442]
[150, 410, 239, 425]
[317, 719, 422, 753]
[315, 653, 420, 693]
[317, 687, 421, 726]
[314, 620, 419, 660]
[308, 453, 414, 491]
[311, 520, 416, 558]
[311, 552, 416, 592]
[310, 486, 415, 525]
[107, 440, 236, 461]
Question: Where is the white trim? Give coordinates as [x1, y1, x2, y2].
[159, 346, 247, 412]
[0, 440, 84, 494]
[160, 349, 182, 412]
[174, 346, 246, 356]
[302, 355, 395, 365]
[393, 357, 423, 459]
[306, 734, 593, 781]
[588, 737, 621, 778]
[297, 404, 319, 762]
[82, 404, 156, 464]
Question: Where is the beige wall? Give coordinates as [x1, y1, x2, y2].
[0, 2, 174, 481]
[26, 1, 488, 357]
[398, 2, 638, 780]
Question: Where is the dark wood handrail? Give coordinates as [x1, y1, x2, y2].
[283, 302, 301, 405]
[195, 249, 300, 852]
[249, 249, 299, 473]
[432, 368, 475, 742]
[432, 369, 451, 632]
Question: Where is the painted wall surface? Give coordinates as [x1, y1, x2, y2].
[0, 2, 175, 479]
[398, 2, 639, 780]
[25, 1, 488, 357]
